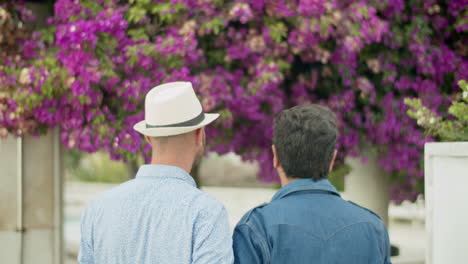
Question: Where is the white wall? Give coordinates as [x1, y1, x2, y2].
[0, 130, 63, 264]
[425, 142, 468, 264]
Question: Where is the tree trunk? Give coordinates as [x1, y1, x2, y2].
[344, 149, 390, 227]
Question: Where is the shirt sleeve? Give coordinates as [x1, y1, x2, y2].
[233, 223, 270, 264]
[78, 204, 95, 264]
[192, 206, 233, 264]
[383, 227, 392, 264]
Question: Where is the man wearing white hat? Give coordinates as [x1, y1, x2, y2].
[78, 82, 233, 264]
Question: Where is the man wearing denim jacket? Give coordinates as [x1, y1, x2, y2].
[233, 104, 391, 264]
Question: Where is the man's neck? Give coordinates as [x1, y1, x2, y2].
[277, 167, 299, 187]
[151, 154, 194, 174]
[280, 176, 300, 187]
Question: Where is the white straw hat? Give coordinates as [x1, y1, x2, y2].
[133, 82, 219, 137]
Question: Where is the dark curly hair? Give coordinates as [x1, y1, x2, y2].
[273, 104, 338, 181]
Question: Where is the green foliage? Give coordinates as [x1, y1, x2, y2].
[127, 0, 186, 24]
[81, 0, 104, 15]
[128, 28, 149, 41]
[127, 4, 147, 23]
[12, 57, 70, 110]
[39, 27, 56, 45]
[205, 49, 226, 68]
[160, 55, 185, 69]
[277, 59, 292, 73]
[201, 17, 225, 35]
[329, 164, 350, 192]
[64, 149, 85, 170]
[66, 151, 131, 183]
[455, 9, 468, 30]
[405, 80, 468, 141]
[267, 21, 287, 43]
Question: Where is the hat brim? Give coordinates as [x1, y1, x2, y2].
[133, 113, 220, 137]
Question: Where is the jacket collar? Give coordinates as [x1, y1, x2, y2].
[272, 178, 340, 201]
[136, 164, 196, 187]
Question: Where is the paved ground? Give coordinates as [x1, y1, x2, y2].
[65, 182, 425, 264]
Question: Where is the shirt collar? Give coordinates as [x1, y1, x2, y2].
[135, 164, 196, 187]
[272, 178, 340, 201]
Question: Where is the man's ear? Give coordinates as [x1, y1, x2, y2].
[195, 128, 204, 146]
[329, 150, 338, 172]
[272, 145, 280, 169]
[144, 135, 152, 145]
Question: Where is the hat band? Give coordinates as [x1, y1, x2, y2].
[145, 112, 205, 128]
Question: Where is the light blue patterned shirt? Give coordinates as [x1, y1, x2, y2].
[78, 164, 233, 264]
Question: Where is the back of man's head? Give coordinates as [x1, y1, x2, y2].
[148, 131, 193, 154]
[273, 104, 338, 181]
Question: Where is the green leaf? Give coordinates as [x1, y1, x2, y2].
[277, 59, 291, 72]
[136, 0, 151, 4]
[141, 43, 156, 56]
[201, 17, 225, 35]
[149, 2, 186, 23]
[161, 37, 175, 47]
[211, 0, 224, 6]
[164, 56, 184, 69]
[127, 6, 147, 23]
[205, 49, 226, 66]
[405, 80, 468, 141]
[128, 28, 149, 41]
[358, 6, 369, 18]
[268, 22, 287, 43]
[348, 23, 361, 37]
[319, 17, 332, 38]
[39, 27, 56, 44]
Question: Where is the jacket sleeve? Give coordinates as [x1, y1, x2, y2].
[233, 223, 270, 264]
[383, 227, 392, 264]
[192, 206, 234, 264]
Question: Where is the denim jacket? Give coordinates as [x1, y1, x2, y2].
[233, 179, 391, 264]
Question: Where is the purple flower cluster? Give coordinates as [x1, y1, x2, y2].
[1, 0, 467, 203]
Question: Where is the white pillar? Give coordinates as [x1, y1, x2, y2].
[344, 150, 390, 226]
[425, 142, 468, 264]
[0, 129, 63, 264]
